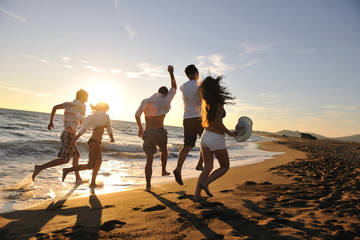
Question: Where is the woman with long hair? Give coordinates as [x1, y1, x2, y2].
[194, 75, 237, 201]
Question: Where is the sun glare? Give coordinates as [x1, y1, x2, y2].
[85, 81, 122, 118]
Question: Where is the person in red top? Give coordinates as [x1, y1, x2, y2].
[32, 89, 88, 183]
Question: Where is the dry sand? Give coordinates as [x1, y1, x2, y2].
[1, 139, 359, 240]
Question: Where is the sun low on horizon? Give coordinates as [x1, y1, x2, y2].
[84, 80, 124, 119]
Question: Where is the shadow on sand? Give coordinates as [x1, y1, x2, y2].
[147, 190, 299, 239]
[0, 185, 105, 240]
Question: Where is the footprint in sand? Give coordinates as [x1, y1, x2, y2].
[219, 189, 234, 193]
[142, 204, 166, 212]
[177, 194, 193, 200]
[91, 204, 115, 211]
[100, 220, 126, 232]
[196, 201, 224, 209]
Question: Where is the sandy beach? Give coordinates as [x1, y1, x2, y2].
[1, 139, 359, 240]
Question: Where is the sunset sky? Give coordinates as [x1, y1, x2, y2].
[0, 0, 359, 138]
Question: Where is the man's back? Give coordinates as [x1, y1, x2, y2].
[180, 80, 202, 119]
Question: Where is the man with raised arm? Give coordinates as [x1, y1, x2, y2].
[135, 65, 177, 191]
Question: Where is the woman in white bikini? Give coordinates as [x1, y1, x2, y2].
[194, 76, 237, 201]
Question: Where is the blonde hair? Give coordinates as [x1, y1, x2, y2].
[76, 89, 89, 102]
[90, 102, 109, 112]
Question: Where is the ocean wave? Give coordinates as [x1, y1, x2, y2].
[0, 175, 33, 192]
[0, 140, 60, 159]
[0, 138, 186, 160]
[101, 142, 184, 155]
[0, 126, 22, 130]
[102, 142, 143, 153]
[111, 152, 145, 159]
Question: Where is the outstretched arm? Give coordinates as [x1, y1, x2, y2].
[48, 103, 65, 131]
[168, 65, 177, 90]
[106, 115, 115, 142]
[108, 133, 115, 142]
[70, 132, 83, 145]
[213, 105, 237, 137]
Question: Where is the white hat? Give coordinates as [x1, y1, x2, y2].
[235, 116, 253, 142]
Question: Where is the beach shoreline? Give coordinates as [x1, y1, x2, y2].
[0, 135, 278, 215]
[1, 139, 359, 239]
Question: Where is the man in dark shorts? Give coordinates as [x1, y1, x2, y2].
[173, 64, 204, 185]
[135, 65, 177, 191]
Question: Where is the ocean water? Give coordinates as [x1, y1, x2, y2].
[0, 108, 279, 213]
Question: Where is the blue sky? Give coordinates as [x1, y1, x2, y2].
[0, 0, 359, 137]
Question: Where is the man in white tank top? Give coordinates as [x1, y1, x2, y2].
[173, 65, 204, 185]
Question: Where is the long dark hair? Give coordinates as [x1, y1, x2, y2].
[199, 76, 234, 127]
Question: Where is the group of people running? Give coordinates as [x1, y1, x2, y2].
[32, 64, 238, 201]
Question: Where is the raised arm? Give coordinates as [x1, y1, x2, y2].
[48, 103, 65, 131]
[168, 65, 177, 90]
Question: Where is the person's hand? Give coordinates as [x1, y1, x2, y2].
[168, 65, 174, 74]
[228, 131, 237, 137]
[48, 122, 54, 131]
[138, 128, 144, 138]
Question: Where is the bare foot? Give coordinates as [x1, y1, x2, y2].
[173, 170, 183, 185]
[89, 182, 97, 188]
[144, 186, 151, 192]
[200, 184, 213, 197]
[32, 165, 41, 181]
[195, 165, 204, 171]
[162, 171, 170, 176]
[62, 168, 69, 182]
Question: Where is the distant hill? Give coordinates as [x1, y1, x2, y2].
[332, 134, 360, 143]
[253, 130, 360, 143]
[274, 130, 327, 140]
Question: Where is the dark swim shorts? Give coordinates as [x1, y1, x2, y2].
[142, 128, 168, 155]
[57, 131, 80, 160]
[183, 117, 204, 147]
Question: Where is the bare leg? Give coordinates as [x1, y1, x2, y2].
[72, 155, 83, 183]
[195, 150, 204, 171]
[194, 147, 213, 200]
[145, 154, 154, 191]
[62, 143, 100, 182]
[173, 145, 192, 185]
[32, 158, 69, 181]
[160, 146, 170, 176]
[203, 148, 230, 186]
[90, 150, 102, 187]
